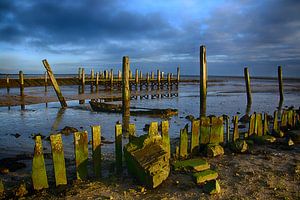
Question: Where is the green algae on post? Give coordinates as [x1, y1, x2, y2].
[210, 117, 224, 144]
[161, 121, 170, 159]
[193, 169, 218, 184]
[149, 122, 159, 137]
[255, 113, 263, 136]
[74, 131, 89, 180]
[32, 135, 48, 190]
[91, 125, 101, 177]
[191, 119, 200, 156]
[248, 114, 255, 136]
[200, 117, 210, 144]
[179, 124, 188, 159]
[115, 124, 122, 174]
[50, 134, 67, 186]
[172, 158, 210, 172]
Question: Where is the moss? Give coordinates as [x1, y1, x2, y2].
[193, 169, 218, 184]
[172, 158, 210, 172]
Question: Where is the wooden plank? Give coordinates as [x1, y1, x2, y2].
[179, 124, 188, 159]
[191, 119, 200, 155]
[200, 117, 210, 144]
[149, 122, 159, 137]
[232, 116, 239, 142]
[74, 131, 88, 180]
[210, 116, 224, 144]
[115, 124, 122, 173]
[32, 136, 48, 190]
[42, 59, 67, 108]
[91, 125, 101, 177]
[50, 134, 67, 186]
[161, 121, 170, 158]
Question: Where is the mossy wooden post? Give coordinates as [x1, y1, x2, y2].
[149, 122, 159, 137]
[255, 113, 263, 136]
[200, 45, 207, 117]
[161, 121, 170, 158]
[91, 125, 101, 177]
[74, 131, 88, 180]
[278, 66, 284, 103]
[50, 134, 67, 186]
[42, 59, 68, 108]
[157, 69, 161, 89]
[244, 67, 252, 105]
[232, 116, 239, 142]
[210, 116, 224, 144]
[179, 124, 188, 159]
[191, 119, 200, 156]
[263, 113, 269, 135]
[273, 111, 279, 133]
[200, 117, 210, 144]
[110, 69, 114, 90]
[44, 72, 48, 92]
[115, 124, 122, 173]
[248, 114, 255, 136]
[6, 75, 10, 94]
[281, 110, 287, 128]
[225, 116, 230, 143]
[122, 56, 130, 134]
[32, 135, 48, 190]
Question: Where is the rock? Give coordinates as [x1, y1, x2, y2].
[193, 169, 218, 184]
[230, 140, 248, 153]
[239, 114, 249, 123]
[185, 115, 194, 121]
[11, 133, 21, 138]
[287, 138, 294, 146]
[203, 180, 221, 194]
[206, 144, 224, 157]
[59, 126, 78, 135]
[172, 158, 210, 172]
[124, 134, 170, 188]
[15, 183, 28, 197]
[287, 130, 300, 144]
[0, 180, 4, 194]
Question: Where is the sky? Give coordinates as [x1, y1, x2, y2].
[0, 0, 300, 77]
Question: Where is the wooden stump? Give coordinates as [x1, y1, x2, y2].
[74, 131, 88, 180]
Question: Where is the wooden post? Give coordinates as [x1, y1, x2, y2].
[91, 125, 101, 177]
[42, 59, 68, 108]
[32, 136, 48, 190]
[128, 123, 136, 141]
[179, 124, 188, 159]
[167, 73, 171, 88]
[255, 113, 263, 136]
[44, 72, 48, 92]
[161, 71, 164, 80]
[96, 72, 99, 90]
[278, 66, 284, 103]
[177, 67, 180, 83]
[135, 69, 139, 84]
[248, 114, 255, 136]
[161, 121, 170, 158]
[232, 116, 239, 142]
[199, 117, 210, 144]
[244, 67, 252, 105]
[118, 70, 122, 80]
[115, 124, 122, 173]
[50, 134, 67, 186]
[157, 69, 161, 88]
[225, 116, 230, 143]
[191, 119, 200, 156]
[74, 131, 88, 180]
[210, 116, 224, 144]
[78, 67, 82, 79]
[19, 71, 24, 96]
[200, 45, 207, 117]
[139, 70, 143, 80]
[91, 69, 94, 79]
[149, 122, 159, 136]
[263, 113, 269, 135]
[6, 75, 10, 94]
[122, 56, 130, 134]
[80, 68, 85, 104]
[110, 69, 114, 90]
[129, 70, 133, 79]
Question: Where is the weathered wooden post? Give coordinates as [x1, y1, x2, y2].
[149, 122, 159, 136]
[248, 114, 255, 137]
[6, 75, 10, 94]
[19, 70, 24, 97]
[200, 45, 207, 117]
[50, 134, 67, 186]
[32, 135, 48, 190]
[128, 123, 136, 140]
[225, 116, 230, 143]
[157, 69, 161, 89]
[90, 69, 94, 92]
[161, 71, 164, 80]
[161, 121, 170, 158]
[167, 73, 171, 88]
[232, 116, 239, 142]
[244, 67, 252, 105]
[115, 124, 122, 173]
[278, 66, 284, 103]
[179, 124, 188, 159]
[139, 70, 143, 80]
[96, 72, 99, 90]
[91, 125, 101, 177]
[191, 119, 200, 156]
[122, 56, 130, 134]
[129, 70, 133, 79]
[200, 117, 210, 144]
[42, 59, 68, 108]
[44, 72, 48, 92]
[263, 113, 269, 135]
[177, 67, 180, 83]
[255, 113, 263, 136]
[110, 69, 114, 90]
[78, 67, 82, 79]
[80, 68, 85, 104]
[74, 131, 88, 180]
[151, 71, 155, 80]
[135, 69, 139, 84]
[210, 116, 224, 144]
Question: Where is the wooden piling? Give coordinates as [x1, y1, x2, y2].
[210, 116, 224, 144]
[200, 45, 207, 117]
[151, 71, 155, 80]
[44, 72, 48, 92]
[161, 121, 170, 158]
[135, 69, 139, 84]
[248, 114, 255, 136]
[278, 66, 284, 102]
[139, 70, 143, 80]
[129, 70, 133, 79]
[50, 134, 67, 186]
[255, 113, 263, 136]
[179, 124, 188, 159]
[225, 116, 230, 143]
[19, 71, 24, 96]
[6, 75, 10, 93]
[78, 67, 82, 79]
[91, 125, 101, 177]
[200, 117, 210, 144]
[96, 72, 99, 89]
[167, 73, 171, 88]
[79, 68, 85, 104]
[32, 135, 48, 190]
[115, 124, 122, 173]
[244, 67, 252, 105]
[157, 69, 161, 88]
[42, 59, 68, 108]
[118, 70, 122, 80]
[191, 119, 200, 156]
[177, 67, 180, 83]
[128, 123, 136, 141]
[232, 116, 239, 142]
[149, 122, 159, 137]
[74, 131, 88, 180]
[122, 56, 130, 134]
[110, 69, 114, 90]
[263, 113, 269, 135]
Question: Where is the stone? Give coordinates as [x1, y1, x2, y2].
[15, 183, 28, 197]
[203, 180, 221, 194]
[287, 138, 294, 146]
[193, 169, 218, 184]
[230, 140, 248, 153]
[172, 158, 210, 172]
[206, 144, 224, 157]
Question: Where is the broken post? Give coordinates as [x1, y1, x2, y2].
[115, 124, 122, 173]
[232, 116, 239, 142]
[244, 67, 252, 105]
[50, 134, 67, 186]
[32, 135, 48, 190]
[278, 66, 284, 103]
[74, 131, 88, 180]
[91, 125, 101, 177]
[44, 72, 48, 92]
[161, 121, 170, 158]
[191, 119, 200, 156]
[200, 45, 207, 117]
[42, 59, 67, 108]
[122, 56, 130, 134]
[179, 124, 188, 159]
[210, 116, 224, 144]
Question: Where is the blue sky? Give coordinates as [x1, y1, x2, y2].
[0, 0, 300, 77]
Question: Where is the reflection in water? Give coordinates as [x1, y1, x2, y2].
[51, 108, 66, 131]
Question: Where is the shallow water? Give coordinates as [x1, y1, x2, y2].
[0, 76, 300, 159]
